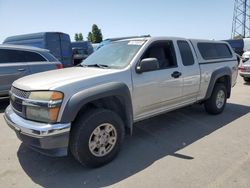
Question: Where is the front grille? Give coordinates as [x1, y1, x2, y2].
[10, 87, 30, 115]
[11, 87, 30, 99]
[11, 99, 22, 112]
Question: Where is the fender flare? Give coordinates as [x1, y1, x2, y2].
[60, 82, 133, 134]
[205, 67, 232, 100]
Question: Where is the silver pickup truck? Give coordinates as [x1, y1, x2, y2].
[4, 37, 238, 167]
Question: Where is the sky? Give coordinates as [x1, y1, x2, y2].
[0, 0, 235, 43]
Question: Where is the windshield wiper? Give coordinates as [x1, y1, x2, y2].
[83, 64, 110, 69]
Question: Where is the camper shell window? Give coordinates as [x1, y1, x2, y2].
[197, 43, 233, 60]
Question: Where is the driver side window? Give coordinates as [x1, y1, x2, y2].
[141, 41, 177, 70]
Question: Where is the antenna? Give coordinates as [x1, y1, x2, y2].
[232, 0, 250, 38]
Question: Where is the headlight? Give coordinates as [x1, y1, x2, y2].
[24, 91, 63, 123]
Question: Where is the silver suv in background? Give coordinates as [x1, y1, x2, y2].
[0, 44, 63, 98]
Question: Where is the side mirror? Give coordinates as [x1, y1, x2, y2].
[136, 58, 159, 73]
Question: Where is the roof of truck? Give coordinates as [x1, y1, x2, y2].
[189, 38, 229, 44]
[119, 36, 228, 43]
[120, 36, 186, 40]
[0, 44, 50, 52]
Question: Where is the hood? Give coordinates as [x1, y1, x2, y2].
[13, 67, 119, 91]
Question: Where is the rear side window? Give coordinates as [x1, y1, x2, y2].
[215, 44, 233, 58]
[41, 52, 58, 62]
[0, 49, 46, 63]
[177, 41, 194, 66]
[21, 51, 46, 62]
[0, 49, 25, 63]
[198, 43, 232, 60]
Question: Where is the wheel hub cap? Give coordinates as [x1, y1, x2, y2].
[216, 90, 225, 109]
[88, 123, 117, 157]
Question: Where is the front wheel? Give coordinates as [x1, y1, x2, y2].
[204, 83, 227, 115]
[70, 108, 125, 167]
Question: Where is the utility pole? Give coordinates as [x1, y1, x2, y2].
[232, 0, 250, 38]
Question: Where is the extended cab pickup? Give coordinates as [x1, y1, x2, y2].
[4, 37, 238, 167]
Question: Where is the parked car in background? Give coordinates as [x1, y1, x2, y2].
[0, 44, 62, 98]
[239, 56, 250, 83]
[241, 51, 250, 62]
[4, 37, 238, 167]
[243, 38, 250, 52]
[3, 32, 73, 67]
[71, 41, 94, 65]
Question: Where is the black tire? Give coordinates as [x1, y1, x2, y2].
[243, 77, 250, 82]
[70, 108, 125, 168]
[204, 83, 227, 115]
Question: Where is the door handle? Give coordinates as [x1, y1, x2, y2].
[171, 71, 182, 78]
[18, 68, 26, 71]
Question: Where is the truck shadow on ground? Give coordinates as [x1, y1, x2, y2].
[17, 103, 250, 188]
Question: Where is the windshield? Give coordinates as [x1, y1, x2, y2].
[81, 40, 145, 69]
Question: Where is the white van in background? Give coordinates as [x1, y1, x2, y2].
[243, 38, 250, 52]
[242, 51, 250, 61]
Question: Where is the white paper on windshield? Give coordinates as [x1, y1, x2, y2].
[128, 41, 145, 45]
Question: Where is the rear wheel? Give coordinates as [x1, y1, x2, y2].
[204, 83, 227, 115]
[70, 108, 125, 167]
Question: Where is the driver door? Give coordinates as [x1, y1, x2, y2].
[131, 40, 183, 120]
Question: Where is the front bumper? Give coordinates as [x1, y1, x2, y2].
[4, 105, 71, 157]
[239, 72, 250, 78]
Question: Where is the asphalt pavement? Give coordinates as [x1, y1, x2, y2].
[0, 76, 250, 188]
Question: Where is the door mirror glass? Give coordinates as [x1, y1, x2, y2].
[136, 58, 159, 73]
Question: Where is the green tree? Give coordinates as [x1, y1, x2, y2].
[75, 33, 79, 41]
[87, 32, 93, 42]
[92, 24, 103, 43]
[78, 33, 84, 41]
[87, 24, 103, 43]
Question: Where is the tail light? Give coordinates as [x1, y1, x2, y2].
[239, 66, 247, 72]
[56, 64, 63, 69]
